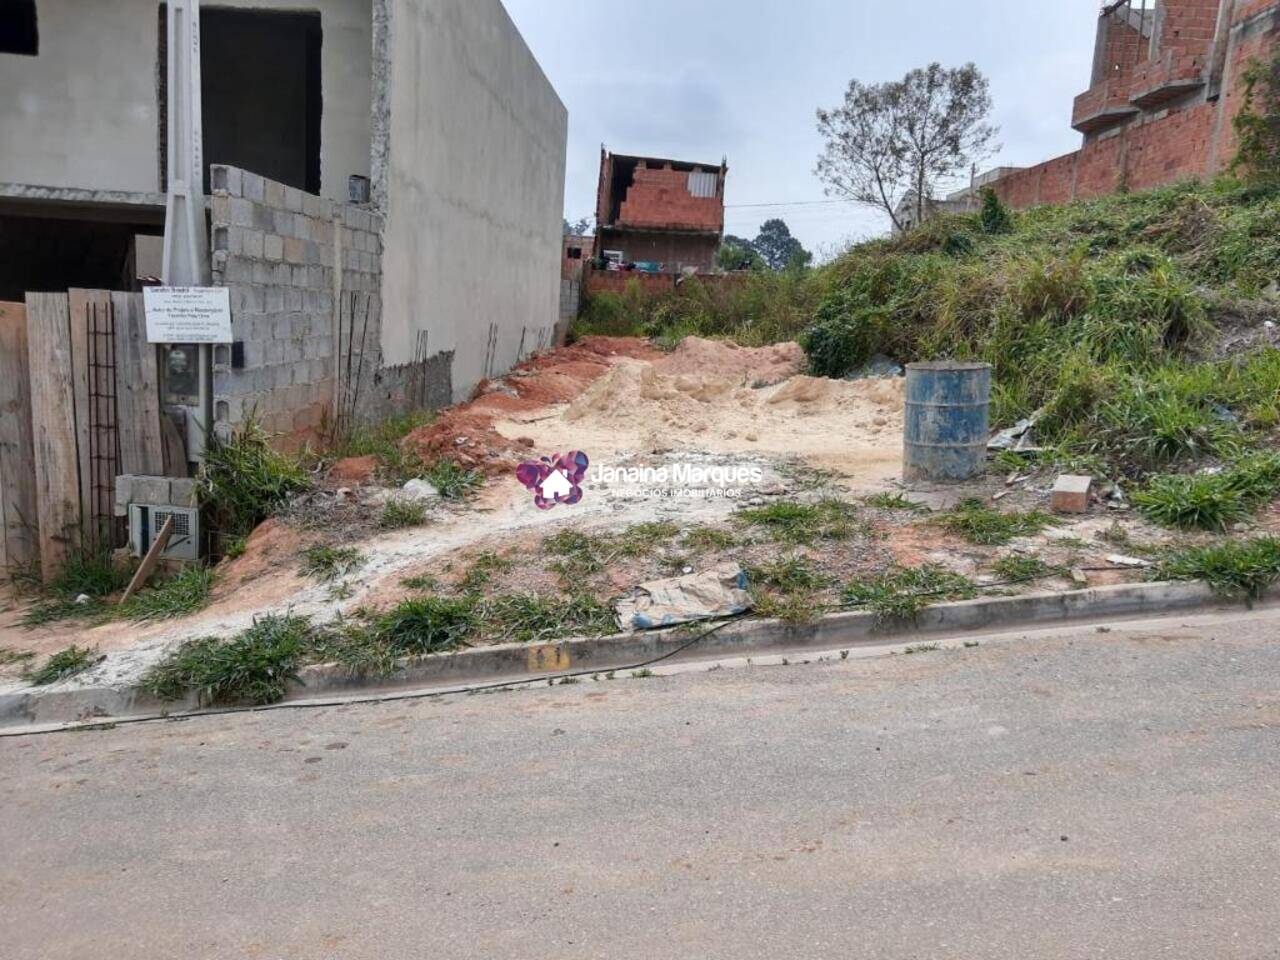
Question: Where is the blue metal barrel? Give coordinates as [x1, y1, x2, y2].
[903, 361, 992, 482]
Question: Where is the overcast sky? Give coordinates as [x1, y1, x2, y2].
[502, 0, 1100, 259]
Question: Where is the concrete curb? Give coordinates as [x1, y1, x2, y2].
[0, 580, 1226, 727]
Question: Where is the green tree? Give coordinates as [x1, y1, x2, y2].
[1233, 53, 1280, 184]
[979, 187, 1011, 234]
[816, 63, 998, 231]
[752, 219, 812, 272]
[563, 216, 593, 236]
[716, 235, 764, 272]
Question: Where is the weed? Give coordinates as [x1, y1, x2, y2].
[681, 526, 738, 552]
[1155, 536, 1280, 601]
[544, 529, 608, 579]
[748, 555, 830, 624]
[301, 544, 364, 581]
[142, 615, 310, 706]
[118, 566, 216, 622]
[904, 643, 940, 655]
[1134, 472, 1251, 531]
[749, 555, 829, 593]
[21, 548, 133, 627]
[477, 592, 615, 644]
[935, 499, 1058, 545]
[221, 535, 248, 561]
[329, 410, 435, 482]
[843, 565, 977, 624]
[378, 498, 428, 530]
[752, 590, 824, 624]
[27, 645, 102, 685]
[458, 551, 514, 593]
[400, 574, 440, 591]
[990, 554, 1061, 582]
[199, 417, 311, 537]
[863, 492, 928, 512]
[630, 668, 655, 679]
[614, 521, 680, 556]
[422, 460, 482, 501]
[0, 649, 35, 668]
[372, 597, 477, 655]
[737, 498, 860, 544]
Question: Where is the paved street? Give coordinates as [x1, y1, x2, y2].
[3, 605, 1279, 959]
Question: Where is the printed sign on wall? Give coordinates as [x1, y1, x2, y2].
[143, 287, 233, 344]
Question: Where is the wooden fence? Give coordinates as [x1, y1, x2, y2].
[0, 291, 169, 583]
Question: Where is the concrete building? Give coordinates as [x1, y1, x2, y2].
[592, 150, 727, 274]
[989, 0, 1280, 208]
[892, 167, 1024, 233]
[0, 0, 567, 436]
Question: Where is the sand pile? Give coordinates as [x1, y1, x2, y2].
[498, 359, 905, 484]
[653, 337, 805, 384]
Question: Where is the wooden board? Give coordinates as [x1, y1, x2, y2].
[112, 292, 165, 477]
[0, 302, 36, 572]
[25, 293, 81, 581]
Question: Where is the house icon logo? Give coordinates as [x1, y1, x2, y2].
[516, 451, 589, 510]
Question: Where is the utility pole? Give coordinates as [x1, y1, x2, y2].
[160, 0, 213, 466]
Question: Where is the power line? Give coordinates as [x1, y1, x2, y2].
[724, 198, 855, 209]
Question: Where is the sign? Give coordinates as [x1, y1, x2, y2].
[143, 286, 233, 344]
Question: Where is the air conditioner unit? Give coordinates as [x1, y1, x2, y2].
[128, 504, 201, 562]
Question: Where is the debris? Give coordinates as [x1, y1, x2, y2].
[1070, 568, 1089, 585]
[1051, 474, 1093, 514]
[1106, 554, 1151, 568]
[992, 490, 1011, 501]
[988, 408, 1043, 452]
[845, 354, 903, 380]
[614, 562, 751, 631]
[74, 594, 92, 606]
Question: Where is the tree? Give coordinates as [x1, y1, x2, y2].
[563, 216, 593, 236]
[815, 63, 998, 232]
[716, 235, 763, 272]
[752, 219, 812, 272]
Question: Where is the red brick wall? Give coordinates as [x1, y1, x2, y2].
[618, 165, 723, 232]
[583, 268, 742, 299]
[994, 0, 1279, 211]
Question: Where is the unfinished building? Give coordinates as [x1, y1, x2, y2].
[592, 150, 727, 278]
[0, 0, 567, 438]
[990, 0, 1280, 207]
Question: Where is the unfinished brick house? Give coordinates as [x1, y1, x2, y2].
[592, 150, 727, 275]
[0, 0, 567, 441]
[990, 0, 1280, 207]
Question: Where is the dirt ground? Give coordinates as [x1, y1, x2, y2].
[0, 335, 1187, 692]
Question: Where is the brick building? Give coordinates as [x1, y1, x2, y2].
[592, 150, 727, 274]
[990, 0, 1279, 208]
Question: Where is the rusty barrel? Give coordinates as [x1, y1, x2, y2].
[902, 361, 992, 482]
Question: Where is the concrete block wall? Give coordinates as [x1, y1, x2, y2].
[209, 164, 384, 437]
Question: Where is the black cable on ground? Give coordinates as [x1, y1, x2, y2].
[0, 564, 1156, 739]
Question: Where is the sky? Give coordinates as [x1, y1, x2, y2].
[502, 0, 1101, 260]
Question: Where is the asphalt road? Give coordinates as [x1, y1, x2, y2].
[3, 606, 1280, 959]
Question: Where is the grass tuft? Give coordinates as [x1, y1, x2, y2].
[118, 566, 216, 622]
[27, 645, 102, 686]
[843, 565, 977, 624]
[378, 499, 429, 530]
[301, 544, 364, 581]
[990, 554, 1062, 582]
[199, 417, 311, 537]
[736, 498, 861, 545]
[935, 499, 1058, 546]
[1155, 537, 1280, 601]
[422, 460, 482, 500]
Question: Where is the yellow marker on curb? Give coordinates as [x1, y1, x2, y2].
[527, 644, 570, 673]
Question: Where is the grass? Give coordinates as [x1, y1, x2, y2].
[199, 417, 311, 537]
[843, 565, 977, 625]
[142, 615, 310, 706]
[458, 551, 514, 593]
[378, 498, 429, 529]
[543, 523, 680, 585]
[1155, 536, 1280, 601]
[328, 410, 435, 482]
[935, 499, 1058, 546]
[1134, 453, 1280, 530]
[20, 548, 134, 627]
[736, 498, 861, 545]
[748, 555, 830, 624]
[863, 492, 928, 512]
[301, 544, 364, 581]
[118, 566, 216, 622]
[681, 526, 738, 552]
[476, 592, 615, 644]
[370, 596, 478, 654]
[990, 554, 1062, 582]
[422, 460, 482, 501]
[26, 645, 102, 686]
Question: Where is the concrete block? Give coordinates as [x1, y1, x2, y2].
[302, 193, 325, 219]
[253, 205, 276, 233]
[293, 213, 309, 240]
[264, 179, 285, 209]
[274, 209, 294, 236]
[284, 237, 307, 264]
[169, 479, 198, 509]
[266, 341, 286, 365]
[210, 195, 231, 226]
[113, 476, 135, 517]
[210, 165, 240, 197]
[229, 198, 255, 228]
[242, 229, 264, 259]
[252, 262, 273, 285]
[132, 476, 171, 506]
[284, 187, 303, 213]
[242, 171, 265, 203]
[1052, 475, 1093, 514]
[264, 233, 284, 261]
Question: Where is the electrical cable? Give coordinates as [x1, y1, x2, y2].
[0, 564, 1150, 738]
